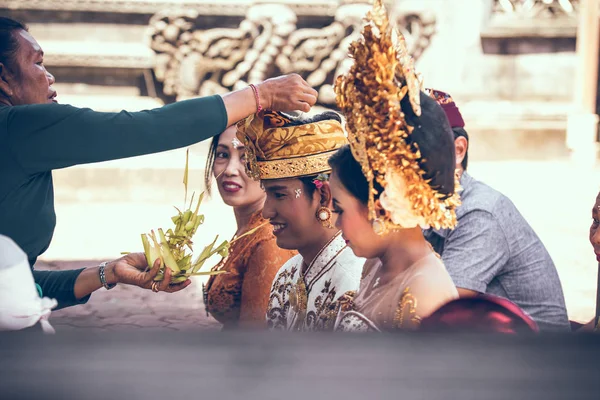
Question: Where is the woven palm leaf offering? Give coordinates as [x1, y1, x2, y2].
[139, 149, 262, 284]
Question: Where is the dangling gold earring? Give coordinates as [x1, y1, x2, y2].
[316, 206, 334, 229]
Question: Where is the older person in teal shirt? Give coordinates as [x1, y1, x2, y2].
[0, 17, 318, 309]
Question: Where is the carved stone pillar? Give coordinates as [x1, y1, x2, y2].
[566, 0, 600, 163]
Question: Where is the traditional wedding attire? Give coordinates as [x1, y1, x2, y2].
[335, 256, 457, 332]
[332, 0, 461, 332]
[203, 210, 296, 330]
[236, 110, 364, 331]
[267, 231, 363, 331]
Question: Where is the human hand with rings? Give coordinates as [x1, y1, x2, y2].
[102, 253, 191, 294]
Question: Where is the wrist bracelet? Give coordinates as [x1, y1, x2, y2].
[249, 84, 263, 113]
[99, 261, 116, 290]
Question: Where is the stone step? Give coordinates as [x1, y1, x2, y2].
[56, 92, 164, 111]
[40, 40, 155, 69]
[52, 147, 212, 204]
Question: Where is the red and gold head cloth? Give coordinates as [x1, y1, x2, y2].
[334, 0, 461, 232]
[236, 110, 347, 180]
[425, 88, 465, 129]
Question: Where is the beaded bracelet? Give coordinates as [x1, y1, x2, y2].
[249, 84, 263, 113]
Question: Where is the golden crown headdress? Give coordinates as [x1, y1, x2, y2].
[334, 0, 460, 233]
[236, 110, 347, 181]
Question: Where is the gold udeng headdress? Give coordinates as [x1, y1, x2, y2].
[334, 0, 460, 232]
[237, 110, 347, 180]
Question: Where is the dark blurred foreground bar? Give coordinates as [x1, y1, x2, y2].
[1, 331, 599, 400]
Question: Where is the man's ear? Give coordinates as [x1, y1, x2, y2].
[454, 136, 468, 169]
[318, 181, 333, 208]
[0, 63, 14, 99]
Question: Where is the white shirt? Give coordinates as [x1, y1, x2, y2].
[0, 235, 57, 333]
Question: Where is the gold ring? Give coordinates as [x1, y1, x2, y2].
[151, 281, 160, 293]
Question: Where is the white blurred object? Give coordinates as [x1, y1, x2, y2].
[0, 235, 57, 334]
[281, 110, 305, 119]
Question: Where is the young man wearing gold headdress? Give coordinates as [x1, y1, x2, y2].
[327, 0, 459, 332]
[236, 110, 364, 331]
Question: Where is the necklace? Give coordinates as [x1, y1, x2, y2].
[289, 231, 345, 330]
[301, 231, 342, 279]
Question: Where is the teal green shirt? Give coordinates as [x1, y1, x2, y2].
[0, 95, 227, 309]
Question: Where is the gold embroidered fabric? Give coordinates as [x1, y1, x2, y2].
[236, 110, 347, 180]
[392, 287, 422, 329]
[266, 265, 298, 330]
[289, 276, 308, 330]
[266, 233, 364, 331]
[256, 151, 337, 180]
[204, 211, 296, 330]
[338, 255, 458, 332]
[334, 0, 461, 231]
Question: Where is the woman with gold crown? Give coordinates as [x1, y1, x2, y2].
[327, 0, 460, 332]
[236, 110, 364, 331]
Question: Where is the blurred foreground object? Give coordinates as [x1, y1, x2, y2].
[1, 331, 600, 400]
[0, 235, 57, 333]
[420, 295, 539, 334]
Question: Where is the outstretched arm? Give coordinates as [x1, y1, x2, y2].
[5, 74, 317, 174]
[34, 253, 189, 310]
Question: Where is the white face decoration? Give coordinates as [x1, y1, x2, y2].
[295, 188, 302, 198]
[231, 137, 242, 149]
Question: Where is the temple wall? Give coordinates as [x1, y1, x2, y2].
[0, 0, 596, 166]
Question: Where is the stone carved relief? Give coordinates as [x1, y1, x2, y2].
[482, 0, 580, 38]
[274, 3, 370, 104]
[148, 1, 436, 105]
[492, 0, 579, 17]
[148, 6, 297, 98]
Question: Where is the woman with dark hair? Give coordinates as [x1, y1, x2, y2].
[236, 110, 364, 331]
[0, 17, 317, 309]
[328, 0, 459, 332]
[201, 126, 295, 330]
